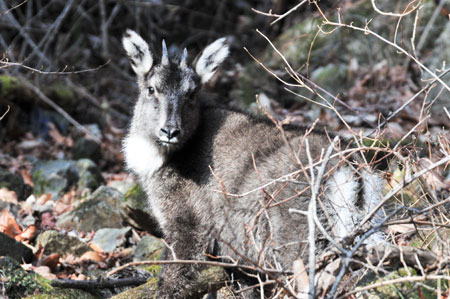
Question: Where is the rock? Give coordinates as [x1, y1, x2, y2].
[76, 159, 105, 191]
[0, 232, 33, 263]
[72, 137, 101, 162]
[31, 160, 79, 200]
[36, 230, 90, 257]
[31, 158, 105, 198]
[91, 227, 131, 253]
[120, 184, 163, 238]
[84, 123, 103, 140]
[133, 235, 164, 262]
[0, 199, 19, 218]
[0, 256, 44, 298]
[56, 186, 123, 231]
[107, 178, 135, 195]
[22, 214, 36, 227]
[0, 168, 32, 201]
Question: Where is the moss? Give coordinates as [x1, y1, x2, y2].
[26, 287, 99, 299]
[0, 75, 20, 96]
[0, 257, 44, 299]
[111, 277, 159, 299]
[31, 169, 45, 195]
[141, 265, 161, 276]
[47, 83, 76, 108]
[122, 184, 147, 211]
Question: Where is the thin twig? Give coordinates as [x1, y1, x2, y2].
[0, 105, 10, 120]
[106, 259, 291, 278]
[0, 0, 27, 15]
[270, 0, 308, 25]
[0, 59, 110, 75]
[371, 0, 420, 17]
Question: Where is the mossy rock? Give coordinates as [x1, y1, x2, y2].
[112, 266, 227, 299]
[76, 159, 105, 191]
[111, 277, 159, 299]
[122, 184, 147, 211]
[120, 184, 163, 237]
[31, 160, 79, 199]
[45, 82, 77, 113]
[56, 186, 123, 231]
[0, 256, 47, 299]
[36, 230, 90, 257]
[133, 235, 164, 262]
[26, 288, 100, 299]
[0, 75, 21, 96]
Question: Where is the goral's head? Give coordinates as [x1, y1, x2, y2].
[122, 30, 229, 152]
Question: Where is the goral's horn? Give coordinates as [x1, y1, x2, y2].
[180, 48, 188, 68]
[161, 39, 169, 66]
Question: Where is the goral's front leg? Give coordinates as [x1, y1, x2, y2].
[156, 218, 206, 298]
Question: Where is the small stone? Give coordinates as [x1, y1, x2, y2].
[72, 137, 101, 161]
[22, 214, 37, 227]
[56, 186, 123, 232]
[31, 160, 79, 200]
[76, 159, 105, 191]
[91, 227, 131, 253]
[36, 230, 90, 257]
[133, 235, 164, 262]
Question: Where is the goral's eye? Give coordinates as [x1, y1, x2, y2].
[148, 87, 155, 95]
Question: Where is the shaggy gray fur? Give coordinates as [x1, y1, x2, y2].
[122, 30, 383, 298]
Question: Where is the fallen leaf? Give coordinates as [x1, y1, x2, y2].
[56, 272, 69, 279]
[80, 251, 103, 263]
[37, 194, 52, 205]
[90, 242, 104, 253]
[75, 273, 86, 280]
[418, 158, 450, 191]
[60, 254, 77, 265]
[15, 225, 37, 242]
[0, 188, 18, 204]
[21, 263, 33, 271]
[48, 122, 72, 147]
[33, 266, 57, 280]
[316, 258, 341, 297]
[20, 169, 34, 187]
[0, 209, 22, 238]
[41, 253, 60, 271]
[53, 201, 70, 216]
[388, 224, 415, 234]
[293, 259, 309, 298]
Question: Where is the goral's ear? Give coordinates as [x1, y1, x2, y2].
[195, 38, 229, 84]
[122, 29, 153, 77]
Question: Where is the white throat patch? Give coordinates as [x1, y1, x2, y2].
[123, 135, 164, 178]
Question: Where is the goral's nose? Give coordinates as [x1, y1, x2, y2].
[160, 126, 180, 140]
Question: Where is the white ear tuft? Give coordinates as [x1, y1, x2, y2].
[195, 37, 229, 84]
[122, 29, 153, 76]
